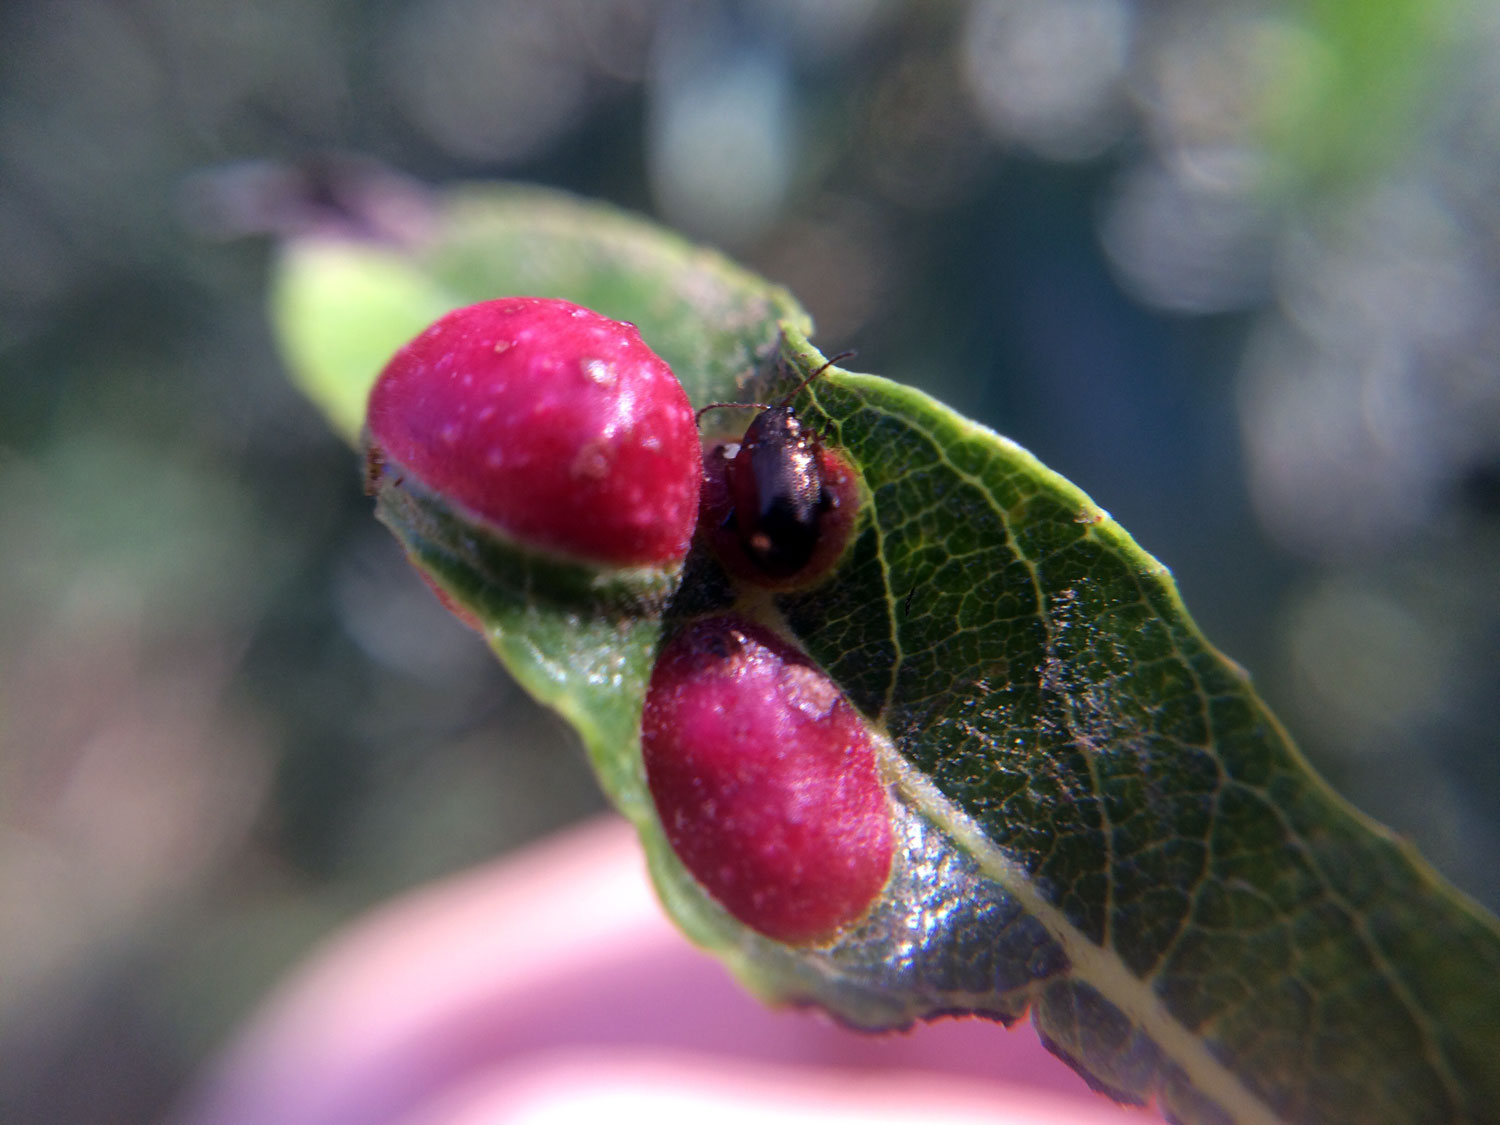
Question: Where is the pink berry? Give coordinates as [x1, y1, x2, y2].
[642, 616, 894, 944]
[366, 298, 700, 567]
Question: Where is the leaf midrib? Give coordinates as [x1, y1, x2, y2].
[839, 372, 1470, 1121]
[798, 362, 1281, 1119]
[892, 762, 1282, 1125]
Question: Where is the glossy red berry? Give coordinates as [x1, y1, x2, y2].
[366, 298, 700, 567]
[642, 616, 894, 944]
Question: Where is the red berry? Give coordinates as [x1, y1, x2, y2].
[642, 616, 894, 944]
[366, 298, 700, 567]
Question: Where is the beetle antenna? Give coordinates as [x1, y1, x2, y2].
[695, 400, 771, 426]
[775, 349, 857, 409]
[694, 349, 858, 426]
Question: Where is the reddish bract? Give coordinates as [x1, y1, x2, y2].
[366, 298, 700, 567]
[642, 616, 893, 944]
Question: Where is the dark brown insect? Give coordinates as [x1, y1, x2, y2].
[697, 352, 853, 579]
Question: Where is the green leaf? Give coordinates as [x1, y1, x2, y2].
[272, 184, 809, 445]
[271, 239, 452, 442]
[270, 183, 1500, 1124]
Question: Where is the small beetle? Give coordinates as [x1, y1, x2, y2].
[697, 351, 854, 579]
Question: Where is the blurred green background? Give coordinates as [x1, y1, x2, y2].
[2, 1, 1497, 1121]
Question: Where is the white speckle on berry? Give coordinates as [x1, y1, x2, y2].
[583, 358, 617, 386]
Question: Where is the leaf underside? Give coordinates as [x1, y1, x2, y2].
[272, 182, 1500, 1125]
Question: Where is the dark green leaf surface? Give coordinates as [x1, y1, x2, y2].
[272, 184, 1500, 1125]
